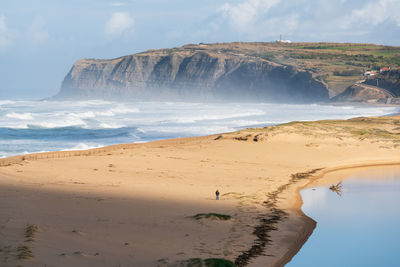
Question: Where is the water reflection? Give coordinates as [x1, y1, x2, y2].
[287, 168, 400, 267]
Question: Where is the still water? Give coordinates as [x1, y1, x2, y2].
[287, 168, 400, 267]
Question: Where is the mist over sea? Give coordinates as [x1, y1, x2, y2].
[0, 100, 398, 158]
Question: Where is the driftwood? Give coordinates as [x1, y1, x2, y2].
[329, 182, 343, 196]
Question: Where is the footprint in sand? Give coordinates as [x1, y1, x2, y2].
[71, 229, 85, 236]
[72, 251, 87, 257]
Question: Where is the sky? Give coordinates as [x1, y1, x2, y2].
[1, 0, 400, 99]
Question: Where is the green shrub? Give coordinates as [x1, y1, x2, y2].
[204, 258, 236, 267]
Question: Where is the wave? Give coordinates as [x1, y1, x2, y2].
[0, 149, 49, 158]
[339, 106, 355, 110]
[62, 143, 105, 151]
[0, 126, 135, 140]
[229, 120, 282, 127]
[26, 118, 87, 129]
[67, 111, 97, 119]
[1, 100, 399, 158]
[0, 100, 16, 106]
[0, 151, 11, 158]
[5, 112, 35, 120]
[56, 106, 140, 118]
[96, 106, 140, 116]
[140, 125, 236, 135]
[47, 99, 113, 106]
[163, 111, 266, 124]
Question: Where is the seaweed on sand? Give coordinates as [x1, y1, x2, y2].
[234, 168, 323, 266]
[193, 213, 231, 221]
[183, 258, 236, 267]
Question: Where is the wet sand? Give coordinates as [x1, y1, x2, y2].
[0, 115, 399, 266]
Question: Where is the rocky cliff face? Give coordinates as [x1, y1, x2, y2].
[332, 83, 394, 104]
[362, 69, 400, 97]
[333, 69, 400, 104]
[56, 48, 330, 103]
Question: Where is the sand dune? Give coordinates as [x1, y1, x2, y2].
[0, 115, 399, 266]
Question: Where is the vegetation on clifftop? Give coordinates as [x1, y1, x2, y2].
[151, 42, 400, 97]
[59, 42, 400, 102]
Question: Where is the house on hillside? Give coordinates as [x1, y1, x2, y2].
[277, 39, 292, 43]
[364, 71, 379, 78]
[276, 34, 292, 43]
[380, 67, 390, 73]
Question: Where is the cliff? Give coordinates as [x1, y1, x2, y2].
[362, 69, 400, 97]
[332, 83, 395, 104]
[56, 45, 329, 103]
[56, 42, 400, 103]
[333, 69, 400, 104]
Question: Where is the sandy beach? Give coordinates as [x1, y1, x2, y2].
[0, 115, 399, 267]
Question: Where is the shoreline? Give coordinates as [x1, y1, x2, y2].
[1, 153, 399, 266]
[277, 161, 400, 266]
[1, 115, 399, 266]
[240, 161, 400, 267]
[1, 99, 398, 161]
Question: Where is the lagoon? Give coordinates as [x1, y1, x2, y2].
[287, 167, 400, 267]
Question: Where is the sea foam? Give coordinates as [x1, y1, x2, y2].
[0, 100, 398, 157]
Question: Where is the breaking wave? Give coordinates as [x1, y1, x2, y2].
[0, 99, 398, 158]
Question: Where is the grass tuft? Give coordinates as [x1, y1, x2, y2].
[214, 135, 223, 140]
[17, 245, 33, 259]
[204, 258, 236, 267]
[25, 224, 38, 242]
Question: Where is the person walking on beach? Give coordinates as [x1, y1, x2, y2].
[215, 189, 220, 200]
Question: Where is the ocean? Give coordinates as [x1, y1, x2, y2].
[0, 100, 398, 158]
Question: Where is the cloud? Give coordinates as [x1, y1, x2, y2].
[0, 16, 7, 34]
[0, 15, 15, 50]
[351, 0, 400, 27]
[205, 0, 400, 43]
[109, 2, 126, 7]
[219, 0, 281, 33]
[105, 12, 134, 37]
[28, 16, 49, 45]
[0, 15, 49, 51]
